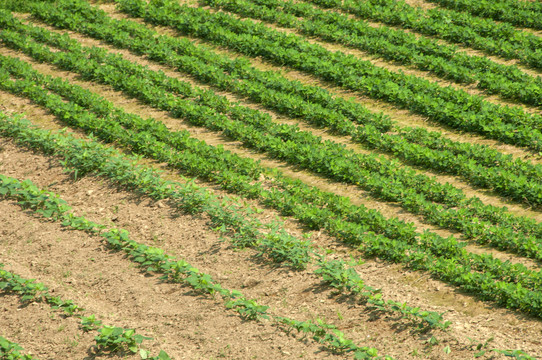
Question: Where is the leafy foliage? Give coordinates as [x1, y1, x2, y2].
[0, 171, 388, 359]
[2, 54, 542, 317]
[0, 2, 540, 356]
[4, 11, 542, 272]
[0, 337, 35, 360]
[312, 0, 542, 70]
[94, 326, 152, 354]
[426, 0, 542, 31]
[206, 0, 542, 110]
[121, 0, 542, 153]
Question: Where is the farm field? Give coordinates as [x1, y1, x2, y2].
[1, 0, 542, 358]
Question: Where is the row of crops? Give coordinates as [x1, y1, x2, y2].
[0, 115, 427, 359]
[11, 0, 542, 209]
[205, 0, 542, 108]
[3, 1, 542, 255]
[1, 0, 542, 358]
[107, 0, 542, 153]
[308, 0, 542, 68]
[0, 168, 406, 358]
[2, 3, 542, 308]
[417, 0, 542, 31]
[0, 92, 533, 358]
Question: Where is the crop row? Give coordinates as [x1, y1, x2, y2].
[425, 0, 542, 30]
[25, 0, 542, 167]
[0, 23, 463, 328]
[19, 3, 538, 158]
[0, 193, 170, 360]
[0, 265, 171, 359]
[306, 0, 542, 70]
[1, 0, 542, 352]
[115, 0, 542, 153]
[0, 176, 173, 359]
[0, 51, 533, 291]
[5, 11, 542, 272]
[9, 1, 542, 213]
[0, 150, 392, 359]
[31, 0, 542, 227]
[9, 3, 542, 211]
[1, 49, 457, 332]
[5, 27, 542, 285]
[0, 51, 455, 331]
[8, 0, 542, 302]
[65, 0, 542, 189]
[1, 52, 542, 319]
[0, 109, 540, 358]
[209, 0, 542, 110]
[8, 4, 542, 261]
[3, 47, 462, 331]
[2, 169, 534, 360]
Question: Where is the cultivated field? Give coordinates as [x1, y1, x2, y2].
[1, 0, 542, 359]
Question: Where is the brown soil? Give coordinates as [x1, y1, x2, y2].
[0, 140, 345, 360]
[0, 89, 65, 131]
[402, 0, 438, 10]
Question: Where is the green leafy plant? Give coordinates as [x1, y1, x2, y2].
[94, 326, 152, 354]
[81, 315, 103, 332]
[0, 337, 35, 360]
[0, 172, 391, 359]
[225, 298, 270, 320]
